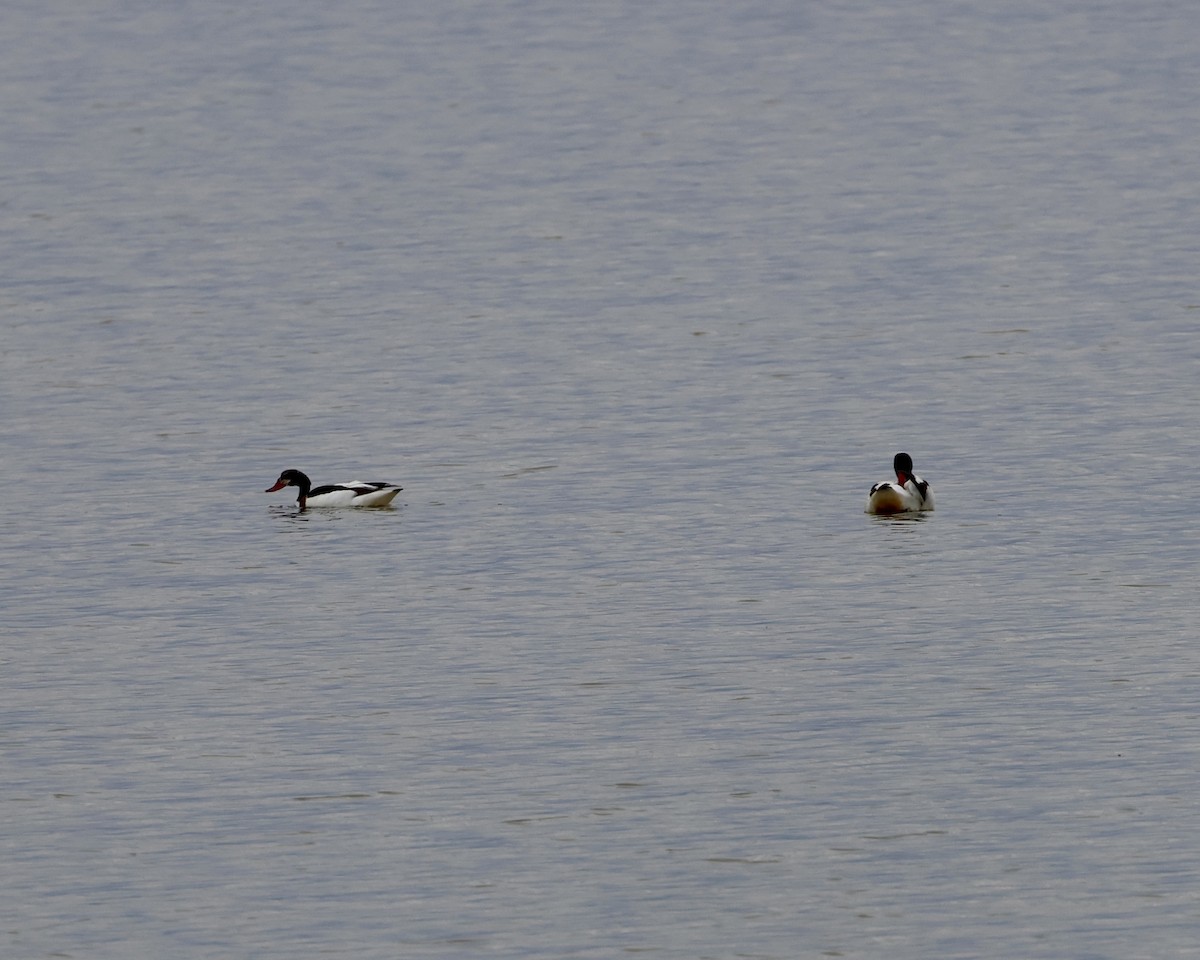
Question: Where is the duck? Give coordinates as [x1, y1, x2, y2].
[865, 452, 934, 515]
[265, 469, 402, 511]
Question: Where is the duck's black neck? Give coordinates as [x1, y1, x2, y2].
[282, 470, 312, 509]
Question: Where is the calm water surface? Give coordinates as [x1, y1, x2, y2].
[3, 1, 1200, 958]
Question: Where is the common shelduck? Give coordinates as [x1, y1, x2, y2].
[265, 469, 402, 511]
[865, 453, 934, 515]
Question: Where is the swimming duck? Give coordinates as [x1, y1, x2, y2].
[865, 453, 934, 515]
[265, 469, 402, 511]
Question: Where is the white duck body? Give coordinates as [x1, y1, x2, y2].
[305, 481, 402, 508]
[865, 453, 934, 515]
[266, 469, 402, 511]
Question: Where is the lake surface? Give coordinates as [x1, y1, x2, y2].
[3, 1, 1200, 957]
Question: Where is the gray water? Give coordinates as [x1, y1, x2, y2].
[3, 1, 1200, 958]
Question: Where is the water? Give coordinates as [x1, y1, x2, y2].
[3, 1, 1200, 957]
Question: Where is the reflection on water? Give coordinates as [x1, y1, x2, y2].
[867, 512, 934, 524]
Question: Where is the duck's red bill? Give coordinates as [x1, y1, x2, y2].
[265, 480, 287, 492]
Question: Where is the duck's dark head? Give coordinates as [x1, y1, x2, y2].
[893, 452, 914, 484]
[265, 469, 312, 508]
[265, 469, 310, 492]
[266, 469, 312, 508]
